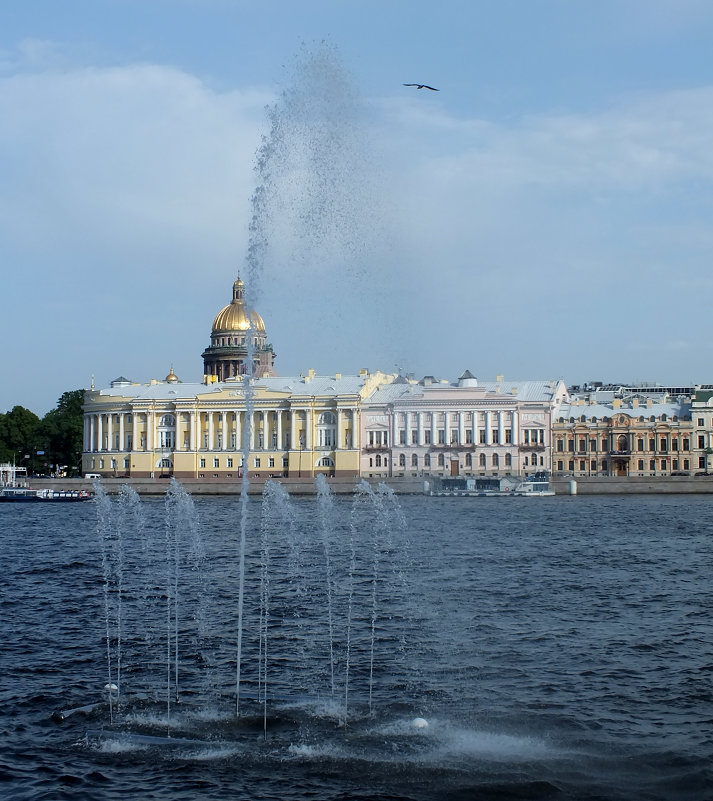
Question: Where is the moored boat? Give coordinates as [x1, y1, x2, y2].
[0, 463, 93, 502]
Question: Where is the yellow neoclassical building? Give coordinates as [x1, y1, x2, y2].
[82, 273, 396, 479]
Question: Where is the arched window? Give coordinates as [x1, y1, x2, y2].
[424, 454, 431, 467]
[437, 453, 445, 467]
[411, 453, 418, 467]
[465, 453, 472, 466]
[317, 456, 334, 467]
[505, 453, 512, 466]
[158, 414, 176, 449]
[479, 453, 486, 467]
[492, 453, 499, 467]
[317, 411, 337, 448]
[399, 453, 406, 467]
[375, 454, 382, 467]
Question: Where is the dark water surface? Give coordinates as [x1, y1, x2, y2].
[1, 492, 712, 801]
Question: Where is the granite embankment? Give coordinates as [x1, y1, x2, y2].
[27, 475, 713, 495]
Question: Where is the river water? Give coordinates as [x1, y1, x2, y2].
[1, 490, 711, 801]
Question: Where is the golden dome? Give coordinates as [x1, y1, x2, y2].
[165, 367, 179, 383]
[212, 277, 266, 333]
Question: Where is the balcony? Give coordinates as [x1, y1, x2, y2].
[519, 444, 545, 451]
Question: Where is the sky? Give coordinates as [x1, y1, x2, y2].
[2, 0, 713, 414]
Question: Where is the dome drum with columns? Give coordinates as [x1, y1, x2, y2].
[201, 276, 276, 381]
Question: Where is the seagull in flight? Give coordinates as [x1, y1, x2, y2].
[403, 83, 439, 91]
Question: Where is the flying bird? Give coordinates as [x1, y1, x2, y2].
[403, 83, 439, 91]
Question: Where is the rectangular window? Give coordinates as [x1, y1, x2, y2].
[672, 438, 679, 450]
[411, 430, 418, 445]
[589, 439, 597, 451]
[683, 439, 690, 450]
[698, 418, 705, 426]
[283, 457, 289, 467]
[505, 429, 512, 444]
[568, 439, 574, 452]
[213, 458, 219, 468]
[684, 459, 690, 470]
[557, 439, 564, 452]
[649, 438, 655, 450]
[399, 429, 406, 445]
[698, 435, 705, 448]
[269, 457, 275, 467]
[638, 439, 644, 451]
[579, 460, 586, 471]
[492, 431, 499, 444]
[557, 460, 564, 471]
[255, 458, 261, 468]
[450, 431, 459, 444]
[424, 430, 432, 445]
[602, 460, 608, 471]
[638, 459, 644, 470]
[465, 430, 473, 444]
[578, 438, 586, 452]
[673, 459, 679, 470]
[568, 460, 575, 471]
[660, 438, 668, 452]
[227, 458, 233, 468]
[438, 429, 445, 444]
[650, 460, 656, 470]
[479, 430, 486, 444]
[591, 460, 596, 471]
[200, 458, 206, 468]
[699, 457, 706, 468]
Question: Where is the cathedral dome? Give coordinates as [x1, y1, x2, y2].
[212, 277, 265, 333]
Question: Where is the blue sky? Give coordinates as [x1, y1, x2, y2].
[2, 0, 713, 413]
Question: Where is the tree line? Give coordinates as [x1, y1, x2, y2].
[0, 389, 85, 476]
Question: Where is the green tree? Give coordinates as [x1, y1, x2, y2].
[38, 389, 85, 475]
[0, 405, 42, 468]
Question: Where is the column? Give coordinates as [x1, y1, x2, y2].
[207, 411, 214, 451]
[431, 411, 437, 445]
[221, 411, 228, 451]
[291, 409, 297, 449]
[119, 413, 125, 452]
[458, 411, 465, 446]
[189, 411, 196, 451]
[146, 412, 153, 451]
[305, 409, 312, 449]
[132, 412, 138, 452]
[444, 411, 450, 446]
[485, 411, 492, 445]
[498, 411, 505, 445]
[97, 414, 104, 451]
[89, 415, 95, 452]
[417, 412, 424, 446]
[511, 410, 518, 447]
[473, 409, 479, 446]
[277, 409, 283, 450]
[175, 413, 181, 452]
[404, 411, 410, 447]
[337, 408, 343, 450]
[249, 411, 255, 450]
[262, 410, 269, 450]
[235, 411, 241, 450]
[106, 414, 113, 451]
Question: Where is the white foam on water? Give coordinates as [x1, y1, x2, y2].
[92, 738, 149, 754]
[174, 745, 242, 761]
[432, 723, 552, 762]
[286, 742, 346, 760]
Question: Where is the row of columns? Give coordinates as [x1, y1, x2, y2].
[393, 409, 520, 447]
[85, 408, 357, 453]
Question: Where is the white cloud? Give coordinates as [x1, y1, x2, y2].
[2, 56, 713, 413]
